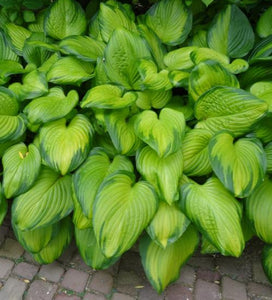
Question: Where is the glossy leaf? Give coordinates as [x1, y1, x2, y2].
[209, 132, 266, 198]
[180, 177, 244, 257]
[12, 167, 74, 231]
[140, 225, 199, 293]
[93, 171, 158, 258]
[3, 143, 41, 198]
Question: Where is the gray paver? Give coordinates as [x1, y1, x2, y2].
[83, 293, 106, 300]
[13, 262, 39, 280]
[0, 277, 26, 300]
[177, 265, 196, 286]
[138, 283, 165, 300]
[111, 293, 135, 300]
[116, 270, 142, 296]
[39, 261, 64, 282]
[248, 282, 272, 298]
[0, 238, 24, 259]
[61, 268, 89, 293]
[55, 294, 81, 300]
[253, 260, 271, 285]
[88, 270, 113, 295]
[0, 258, 14, 279]
[165, 284, 193, 300]
[25, 280, 58, 300]
[195, 279, 221, 300]
[222, 276, 247, 300]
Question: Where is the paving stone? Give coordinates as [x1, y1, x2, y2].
[0, 277, 27, 300]
[23, 251, 40, 265]
[165, 284, 193, 300]
[88, 270, 113, 295]
[0, 226, 9, 245]
[138, 283, 164, 300]
[253, 261, 271, 285]
[58, 242, 77, 264]
[111, 292, 135, 300]
[197, 268, 221, 283]
[25, 280, 57, 300]
[188, 256, 215, 270]
[55, 294, 81, 300]
[0, 258, 14, 279]
[70, 253, 93, 273]
[61, 268, 89, 293]
[39, 261, 64, 282]
[248, 282, 272, 298]
[116, 270, 143, 296]
[83, 293, 106, 300]
[222, 276, 247, 300]
[13, 262, 39, 280]
[195, 279, 221, 300]
[0, 238, 24, 259]
[176, 265, 195, 286]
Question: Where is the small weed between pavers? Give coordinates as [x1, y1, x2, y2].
[15, 257, 24, 264]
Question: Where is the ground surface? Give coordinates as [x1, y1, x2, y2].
[0, 214, 272, 300]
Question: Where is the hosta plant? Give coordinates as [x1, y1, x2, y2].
[1, 0, 272, 293]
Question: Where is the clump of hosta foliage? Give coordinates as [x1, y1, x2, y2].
[1, 0, 272, 293]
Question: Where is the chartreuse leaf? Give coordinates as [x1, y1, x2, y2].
[40, 114, 94, 175]
[81, 84, 137, 109]
[12, 167, 74, 231]
[182, 128, 213, 177]
[147, 201, 190, 248]
[168, 70, 190, 88]
[201, 236, 219, 254]
[164, 47, 197, 71]
[3, 143, 41, 198]
[24, 87, 78, 125]
[246, 177, 272, 243]
[180, 177, 244, 257]
[59, 35, 105, 62]
[44, 0, 87, 40]
[93, 171, 158, 258]
[250, 82, 272, 111]
[136, 145, 183, 205]
[0, 184, 7, 225]
[227, 59, 249, 74]
[105, 109, 142, 155]
[0, 61, 24, 85]
[195, 86, 269, 136]
[165, 95, 194, 121]
[249, 35, 272, 63]
[262, 244, 272, 284]
[73, 192, 92, 229]
[75, 226, 119, 269]
[32, 216, 73, 264]
[265, 143, 272, 173]
[145, 0, 192, 46]
[136, 89, 171, 110]
[134, 108, 186, 158]
[207, 5, 254, 58]
[0, 30, 19, 61]
[98, 1, 137, 43]
[189, 60, 239, 102]
[190, 47, 230, 66]
[189, 30, 208, 48]
[0, 114, 26, 143]
[250, 114, 272, 144]
[257, 7, 272, 38]
[103, 28, 151, 90]
[47, 56, 94, 86]
[0, 87, 19, 116]
[209, 132, 266, 198]
[140, 225, 199, 293]
[73, 147, 133, 219]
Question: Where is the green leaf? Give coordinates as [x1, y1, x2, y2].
[182, 128, 213, 177]
[0, 114, 27, 143]
[24, 87, 78, 125]
[75, 226, 119, 269]
[246, 177, 272, 243]
[207, 5, 254, 58]
[226, 58, 249, 74]
[0, 184, 7, 225]
[93, 171, 158, 258]
[98, 1, 137, 43]
[168, 70, 190, 88]
[265, 142, 272, 173]
[190, 47, 230, 66]
[73, 147, 133, 220]
[134, 108, 186, 157]
[59, 35, 105, 62]
[164, 47, 197, 71]
[165, 95, 194, 121]
[180, 177, 244, 257]
[201, 236, 219, 254]
[249, 35, 272, 63]
[136, 145, 183, 205]
[105, 109, 143, 155]
[209, 132, 266, 198]
[147, 201, 190, 248]
[44, 0, 87, 40]
[0, 30, 19, 61]
[257, 6, 272, 38]
[0, 61, 24, 85]
[32, 216, 73, 264]
[189, 60, 239, 102]
[72, 193, 92, 229]
[81, 84, 137, 109]
[40, 114, 93, 175]
[12, 167, 74, 231]
[249, 114, 272, 144]
[145, 0, 192, 46]
[195, 86, 269, 136]
[140, 225, 199, 293]
[3, 143, 41, 198]
[0, 87, 19, 116]
[262, 244, 272, 284]
[103, 28, 151, 90]
[202, 0, 214, 6]
[47, 56, 94, 86]
[250, 81, 272, 110]
[136, 89, 171, 110]
[189, 30, 208, 48]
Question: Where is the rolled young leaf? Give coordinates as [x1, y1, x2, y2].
[12, 167, 74, 231]
[140, 225, 199, 293]
[93, 171, 158, 258]
[2, 143, 41, 198]
[180, 177, 244, 257]
[134, 108, 186, 158]
[40, 114, 94, 175]
[209, 132, 266, 198]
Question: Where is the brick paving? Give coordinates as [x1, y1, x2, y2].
[0, 217, 272, 300]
